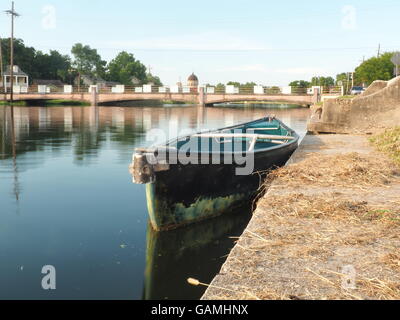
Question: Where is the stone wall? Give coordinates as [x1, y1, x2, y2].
[308, 76, 400, 134]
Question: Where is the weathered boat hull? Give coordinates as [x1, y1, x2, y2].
[146, 140, 298, 231]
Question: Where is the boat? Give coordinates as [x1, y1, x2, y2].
[130, 116, 299, 231]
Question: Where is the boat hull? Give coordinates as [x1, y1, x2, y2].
[146, 140, 298, 231]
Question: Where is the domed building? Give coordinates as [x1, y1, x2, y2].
[187, 73, 199, 90]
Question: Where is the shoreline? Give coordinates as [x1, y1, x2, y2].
[202, 132, 400, 300]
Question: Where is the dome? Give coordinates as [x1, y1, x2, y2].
[188, 73, 198, 82]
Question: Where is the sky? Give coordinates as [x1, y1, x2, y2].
[0, 0, 399, 86]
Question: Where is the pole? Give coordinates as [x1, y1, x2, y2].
[0, 35, 4, 98]
[6, 1, 19, 105]
[10, 1, 15, 105]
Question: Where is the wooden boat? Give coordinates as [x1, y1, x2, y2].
[130, 116, 299, 231]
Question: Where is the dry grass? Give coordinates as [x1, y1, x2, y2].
[267, 152, 399, 188]
[370, 127, 400, 165]
[266, 193, 400, 225]
[204, 141, 400, 301]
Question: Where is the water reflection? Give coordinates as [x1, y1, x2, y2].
[143, 205, 252, 300]
[0, 104, 310, 300]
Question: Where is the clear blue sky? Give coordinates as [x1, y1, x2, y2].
[0, 0, 399, 86]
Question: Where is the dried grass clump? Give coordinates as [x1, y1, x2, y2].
[266, 193, 400, 225]
[381, 253, 400, 272]
[370, 127, 400, 165]
[267, 152, 399, 188]
[357, 277, 400, 300]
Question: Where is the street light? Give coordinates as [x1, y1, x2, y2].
[5, 1, 20, 105]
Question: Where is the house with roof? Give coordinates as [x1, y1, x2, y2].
[1, 65, 29, 90]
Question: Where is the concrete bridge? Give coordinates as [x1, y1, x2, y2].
[1, 86, 322, 106]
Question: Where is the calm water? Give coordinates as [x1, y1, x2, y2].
[0, 104, 310, 300]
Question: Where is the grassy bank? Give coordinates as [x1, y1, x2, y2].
[34, 100, 90, 106]
[0, 100, 27, 106]
[370, 127, 400, 165]
[0, 99, 89, 106]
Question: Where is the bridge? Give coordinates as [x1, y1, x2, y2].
[0, 85, 341, 106]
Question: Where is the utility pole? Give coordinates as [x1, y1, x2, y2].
[0, 35, 4, 98]
[346, 72, 350, 95]
[377, 44, 381, 58]
[5, 1, 20, 105]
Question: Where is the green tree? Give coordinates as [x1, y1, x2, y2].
[215, 83, 225, 92]
[1, 38, 73, 83]
[146, 73, 163, 86]
[311, 76, 335, 87]
[1, 38, 36, 79]
[34, 50, 72, 82]
[289, 80, 310, 88]
[71, 43, 106, 79]
[227, 81, 241, 87]
[106, 51, 147, 85]
[354, 52, 395, 86]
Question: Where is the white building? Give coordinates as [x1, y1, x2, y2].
[1, 65, 29, 89]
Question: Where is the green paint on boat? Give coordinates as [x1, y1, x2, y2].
[146, 183, 251, 231]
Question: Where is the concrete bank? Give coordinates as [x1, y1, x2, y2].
[202, 134, 400, 300]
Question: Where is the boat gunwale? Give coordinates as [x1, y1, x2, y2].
[150, 117, 300, 157]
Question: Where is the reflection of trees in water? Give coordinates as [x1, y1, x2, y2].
[0, 107, 146, 164]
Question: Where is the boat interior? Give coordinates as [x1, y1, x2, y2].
[164, 118, 296, 153]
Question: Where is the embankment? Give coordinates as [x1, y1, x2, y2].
[308, 76, 400, 134]
[202, 133, 400, 300]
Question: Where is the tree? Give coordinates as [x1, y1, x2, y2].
[34, 50, 72, 83]
[227, 81, 258, 89]
[71, 43, 106, 79]
[227, 81, 241, 87]
[354, 52, 395, 86]
[1, 38, 73, 83]
[311, 76, 335, 87]
[289, 80, 310, 88]
[106, 51, 147, 85]
[146, 73, 163, 86]
[215, 83, 225, 91]
[1, 38, 36, 79]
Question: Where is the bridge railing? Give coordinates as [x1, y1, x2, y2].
[321, 86, 344, 95]
[208, 86, 310, 95]
[0, 84, 344, 96]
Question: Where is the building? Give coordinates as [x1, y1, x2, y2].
[1, 65, 29, 89]
[33, 79, 65, 87]
[77, 74, 121, 88]
[187, 73, 199, 89]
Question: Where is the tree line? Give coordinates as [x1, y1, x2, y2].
[0, 38, 162, 86]
[289, 52, 397, 90]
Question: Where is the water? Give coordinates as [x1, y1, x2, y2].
[0, 104, 310, 300]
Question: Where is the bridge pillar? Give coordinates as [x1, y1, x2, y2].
[312, 88, 320, 104]
[91, 87, 98, 106]
[198, 87, 205, 107]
